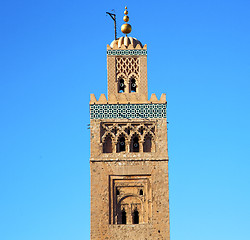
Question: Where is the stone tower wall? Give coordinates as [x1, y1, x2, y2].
[90, 160, 170, 240]
[90, 37, 170, 240]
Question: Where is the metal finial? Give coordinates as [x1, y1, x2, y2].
[121, 6, 132, 35]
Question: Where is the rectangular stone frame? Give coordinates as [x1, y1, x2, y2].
[109, 175, 152, 225]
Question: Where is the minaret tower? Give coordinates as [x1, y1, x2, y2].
[90, 7, 170, 239]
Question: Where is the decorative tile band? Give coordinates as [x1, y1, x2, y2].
[107, 49, 147, 56]
[90, 103, 166, 119]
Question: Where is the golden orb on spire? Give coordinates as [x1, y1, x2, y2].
[121, 6, 132, 34]
[124, 6, 128, 15]
[123, 15, 129, 22]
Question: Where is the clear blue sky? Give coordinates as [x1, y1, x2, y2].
[0, 0, 249, 239]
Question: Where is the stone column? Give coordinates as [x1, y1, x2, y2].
[139, 140, 143, 153]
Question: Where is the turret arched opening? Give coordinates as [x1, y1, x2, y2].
[117, 135, 126, 152]
[130, 78, 137, 92]
[103, 135, 113, 153]
[143, 133, 155, 152]
[118, 78, 125, 93]
[130, 134, 140, 152]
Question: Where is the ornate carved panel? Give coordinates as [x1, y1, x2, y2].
[116, 57, 139, 77]
[109, 175, 152, 225]
[101, 121, 156, 153]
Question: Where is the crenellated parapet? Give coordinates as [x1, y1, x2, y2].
[89, 93, 167, 120]
[90, 93, 166, 105]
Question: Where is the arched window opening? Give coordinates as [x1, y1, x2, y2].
[116, 188, 120, 195]
[131, 136, 139, 152]
[117, 136, 126, 152]
[103, 136, 112, 153]
[118, 79, 125, 93]
[139, 189, 143, 195]
[121, 208, 127, 224]
[130, 78, 136, 92]
[132, 209, 139, 224]
[143, 136, 152, 152]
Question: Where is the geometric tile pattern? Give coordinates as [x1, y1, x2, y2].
[107, 49, 147, 56]
[90, 103, 166, 119]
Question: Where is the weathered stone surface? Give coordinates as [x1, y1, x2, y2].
[89, 37, 170, 240]
[90, 161, 170, 240]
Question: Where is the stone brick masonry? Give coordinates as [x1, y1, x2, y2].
[89, 36, 170, 240]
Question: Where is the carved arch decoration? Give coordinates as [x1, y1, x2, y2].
[116, 57, 139, 77]
[116, 195, 143, 224]
[116, 57, 139, 93]
[128, 72, 138, 81]
[117, 73, 127, 81]
[101, 121, 156, 153]
[110, 175, 152, 225]
[101, 131, 115, 143]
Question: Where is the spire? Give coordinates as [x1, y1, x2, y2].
[121, 6, 132, 35]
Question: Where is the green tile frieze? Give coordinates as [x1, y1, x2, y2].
[90, 103, 166, 119]
[107, 49, 147, 56]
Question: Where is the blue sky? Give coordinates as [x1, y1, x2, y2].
[0, 0, 249, 239]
